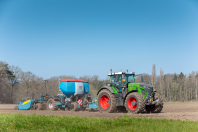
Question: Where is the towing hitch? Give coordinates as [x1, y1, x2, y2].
[146, 98, 160, 105]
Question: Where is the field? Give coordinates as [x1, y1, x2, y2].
[1, 103, 198, 121]
[1, 103, 198, 131]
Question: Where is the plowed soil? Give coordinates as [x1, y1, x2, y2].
[1, 103, 198, 121]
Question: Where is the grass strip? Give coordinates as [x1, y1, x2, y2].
[0, 113, 198, 132]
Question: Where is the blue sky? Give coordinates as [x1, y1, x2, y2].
[0, 0, 198, 79]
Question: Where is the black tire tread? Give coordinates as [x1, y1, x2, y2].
[97, 89, 117, 113]
[153, 93, 163, 113]
[125, 92, 145, 114]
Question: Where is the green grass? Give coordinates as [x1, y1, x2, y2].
[0, 113, 198, 132]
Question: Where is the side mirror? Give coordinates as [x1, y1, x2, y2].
[116, 75, 119, 82]
[141, 75, 143, 82]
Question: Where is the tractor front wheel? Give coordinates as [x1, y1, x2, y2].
[146, 93, 163, 113]
[125, 92, 144, 114]
[97, 89, 116, 113]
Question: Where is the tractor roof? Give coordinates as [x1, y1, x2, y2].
[108, 72, 135, 76]
[60, 79, 88, 82]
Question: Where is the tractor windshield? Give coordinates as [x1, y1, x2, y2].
[124, 74, 134, 84]
[110, 75, 122, 88]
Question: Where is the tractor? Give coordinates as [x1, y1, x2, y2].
[97, 69, 163, 114]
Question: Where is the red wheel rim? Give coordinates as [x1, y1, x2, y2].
[128, 97, 137, 111]
[100, 95, 110, 109]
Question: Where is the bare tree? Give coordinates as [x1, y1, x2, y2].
[47, 77, 59, 96]
[196, 72, 198, 100]
[152, 64, 156, 90]
[20, 71, 34, 97]
[160, 68, 165, 99]
[178, 72, 185, 101]
[164, 74, 172, 101]
[8, 65, 21, 102]
[0, 62, 7, 103]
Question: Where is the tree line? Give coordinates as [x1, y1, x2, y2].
[134, 64, 198, 102]
[0, 61, 108, 103]
[150, 64, 198, 102]
[0, 61, 197, 103]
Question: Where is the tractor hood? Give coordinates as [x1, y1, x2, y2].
[139, 84, 153, 90]
[139, 84, 154, 98]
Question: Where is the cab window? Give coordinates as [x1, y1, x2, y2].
[124, 74, 134, 84]
[110, 75, 122, 88]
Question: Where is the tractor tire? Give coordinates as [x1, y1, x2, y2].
[125, 92, 145, 114]
[71, 102, 79, 111]
[47, 98, 58, 111]
[116, 106, 127, 113]
[35, 103, 43, 110]
[146, 93, 163, 113]
[42, 104, 47, 110]
[97, 89, 117, 113]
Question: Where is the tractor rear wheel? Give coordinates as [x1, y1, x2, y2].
[97, 89, 116, 113]
[125, 92, 144, 114]
[146, 93, 163, 113]
[47, 98, 58, 111]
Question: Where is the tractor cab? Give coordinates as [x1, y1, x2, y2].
[108, 72, 135, 92]
[108, 68, 144, 93]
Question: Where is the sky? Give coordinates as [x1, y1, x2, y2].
[0, 0, 198, 80]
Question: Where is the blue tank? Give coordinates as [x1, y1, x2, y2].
[60, 79, 89, 98]
[83, 82, 89, 94]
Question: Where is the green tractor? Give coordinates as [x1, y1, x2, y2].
[97, 69, 163, 114]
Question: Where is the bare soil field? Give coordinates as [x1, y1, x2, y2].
[1, 103, 198, 121]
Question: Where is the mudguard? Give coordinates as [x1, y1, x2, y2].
[124, 90, 138, 99]
[97, 86, 114, 95]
